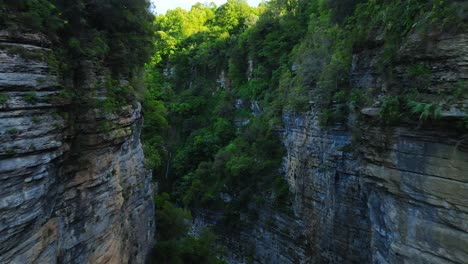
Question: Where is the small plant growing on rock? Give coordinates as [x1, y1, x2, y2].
[32, 116, 41, 123]
[98, 120, 112, 133]
[5, 148, 17, 157]
[0, 44, 44, 61]
[6, 128, 19, 136]
[407, 101, 442, 121]
[379, 96, 402, 125]
[454, 81, 467, 100]
[24, 92, 39, 104]
[58, 89, 74, 101]
[36, 77, 47, 86]
[0, 93, 9, 105]
[407, 64, 432, 89]
[52, 123, 61, 130]
[407, 64, 432, 78]
[51, 112, 60, 119]
[349, 89, 370, 110]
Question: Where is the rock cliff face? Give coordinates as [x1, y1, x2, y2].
[0, 32, 154, 263]
[192, 206, 309, 264]
[195, 29, 467, 264]
[281, 29, 468, 263]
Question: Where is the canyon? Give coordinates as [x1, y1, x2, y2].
[1, 1, 467, 264]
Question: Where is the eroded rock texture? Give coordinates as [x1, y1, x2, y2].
[0, 32, 154, 263]
[281, 30, 468, 263]
[192, 206, 309, 264]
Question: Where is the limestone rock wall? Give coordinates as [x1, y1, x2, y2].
[281, 29, 468, 263]
[282, 111, 467, 263]
[192, 206, 309, 264]
[282, 111, 370, 263]
[0, 32, 154, 263]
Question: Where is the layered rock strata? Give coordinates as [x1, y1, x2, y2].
[280, 29, 468, 264]
[0, 32, 154, 264]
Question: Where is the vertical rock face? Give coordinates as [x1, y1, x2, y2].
[282, 112, 467, 264]
[282, 111, 370, 263]
[192, 206, 309, 264]
[281, 30, 468, 263]
[0, 32, 154, 263]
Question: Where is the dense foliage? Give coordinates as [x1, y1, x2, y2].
[2, 0, 465, 262]
[144, 1, 295, 222]
[0, 0, 154, 75]
[143, 0, 467, 237]
[150, 193, 225, 264]
[1, 0, 156, 142]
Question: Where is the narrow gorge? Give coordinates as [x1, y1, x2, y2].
[1, 0, 467, 264]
